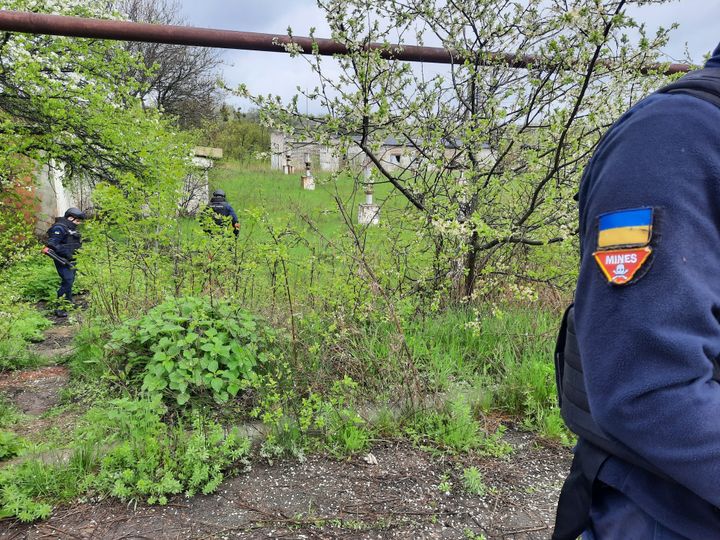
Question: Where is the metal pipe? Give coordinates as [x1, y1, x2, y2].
[0, 10, 691, 74]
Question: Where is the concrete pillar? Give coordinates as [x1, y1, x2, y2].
[358, 165, 380, 226]
[283, 152, 294, 175]
[300, 153, 315, 190]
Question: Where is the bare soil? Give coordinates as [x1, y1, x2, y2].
[0, 320, 571, 540]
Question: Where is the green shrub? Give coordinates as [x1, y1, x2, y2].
[10, 257, 60, 302]
[255, 375, 372, 460]
[0, 455, 89, 522]
[0, 302, 50, 372]
[0, 430, 25, 461]
[80, 397, 251, 505]
[106, 296, 279, 405]
[68, 323, 107, 379]
[407, 395, 512, 456]
[462, 466, 486, 496]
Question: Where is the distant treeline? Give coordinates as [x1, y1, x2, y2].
[201, 105, 270, 162]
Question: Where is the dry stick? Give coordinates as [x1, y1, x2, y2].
[37, 524, 82, 540]
[502, 524, 550, 537]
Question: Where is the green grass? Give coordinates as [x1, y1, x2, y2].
[209, 162, 401, 245]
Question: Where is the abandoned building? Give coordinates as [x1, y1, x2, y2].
[270, 130, 491, 174]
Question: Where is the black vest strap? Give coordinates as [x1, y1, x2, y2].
[656, 67, 720, 108]
[553, 441, 610, 540]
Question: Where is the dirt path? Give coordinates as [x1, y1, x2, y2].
[0, 320, 571, 540]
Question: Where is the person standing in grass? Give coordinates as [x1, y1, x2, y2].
[204, 189, 239, 237]
[45, 207, 85, 317]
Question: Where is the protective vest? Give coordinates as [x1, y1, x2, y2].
[556, 67, 720, 477]
[46, 217, 82, 260]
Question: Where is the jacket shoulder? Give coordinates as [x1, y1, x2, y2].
[47, 224, 67, 235]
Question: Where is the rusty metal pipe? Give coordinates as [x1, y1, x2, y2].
[0, 10, 691, 74]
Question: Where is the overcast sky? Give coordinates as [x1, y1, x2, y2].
[175, 1, 720, 111]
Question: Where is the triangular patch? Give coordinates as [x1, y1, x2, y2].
[593, 247, 652, 285]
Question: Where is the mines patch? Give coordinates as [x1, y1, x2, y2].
[597, 207, 652, 248]
[593, 247, 652, 285]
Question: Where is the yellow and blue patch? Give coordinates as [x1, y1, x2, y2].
[597, 207, 652, 249]
[594, 207, 654, 286]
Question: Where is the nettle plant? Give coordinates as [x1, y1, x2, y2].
[107, 296, 279, 405]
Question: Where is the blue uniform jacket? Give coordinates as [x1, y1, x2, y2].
[575, 44, 720, 537]
[208, 197, 238, 224]
[46, 217, 81, 260]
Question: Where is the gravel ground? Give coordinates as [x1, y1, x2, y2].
[1, 431, 571, 540]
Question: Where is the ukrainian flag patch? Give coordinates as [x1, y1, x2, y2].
[597, 207, 652, 248]
[594, 207, 654, 286]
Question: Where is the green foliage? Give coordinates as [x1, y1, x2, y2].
[0, 431, 26, 461]
[0, 397, 21, 429]
[0, 183, 35, 268]
[467, 307, 570, 441]
[256, 375, 371, 460]
[0, 455, 90, 523]
[462, 466, 486, 496]
[315, 377, 371, 457]
[80, 397, 251, 505]
[437, 473, 452, 494]
[0, 0, 191, 187]
[407, 395, 512, 457]
[0, 462, 55, 522]
[67, 322, 107, 381]
[0, 298, 50, 372]
[1, 255, 61, 303]
[202, 109, 270, 162]
[107, 296, 278, 405]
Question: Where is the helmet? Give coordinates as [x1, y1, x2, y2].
[212, 189, 226, 199]
[64, 207, 86, 220]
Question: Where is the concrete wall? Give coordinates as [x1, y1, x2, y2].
[180, 156, 212, 216]
[33, 148, 220, 231]
[271, 131, 342, 172]
[34, 161, 86, 235]
[270, 130, 492, 174]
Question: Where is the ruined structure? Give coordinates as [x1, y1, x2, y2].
[270, 130, 489, 174]
[33, 147, 222, 234]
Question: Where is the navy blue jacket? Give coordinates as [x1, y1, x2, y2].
[208, 196, 238, 226]
[46, 217, 82, 260]
[575, 44, 720, 537]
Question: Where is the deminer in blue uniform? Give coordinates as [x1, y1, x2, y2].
[553, 43, 720, 539]
[204, 189, 239, 237]
[45, 207, 85, 317]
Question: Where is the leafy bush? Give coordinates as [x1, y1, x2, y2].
[106, 296, 279, 405]
[462, 466, 486, 496]
[0, 302, 50, 372]
[0, 431, 25, 461]
[407, 395, 512, 456]
[7, 256, 60, 302]
[80, 397, 251, 505]
[256, 375, 371, 460]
